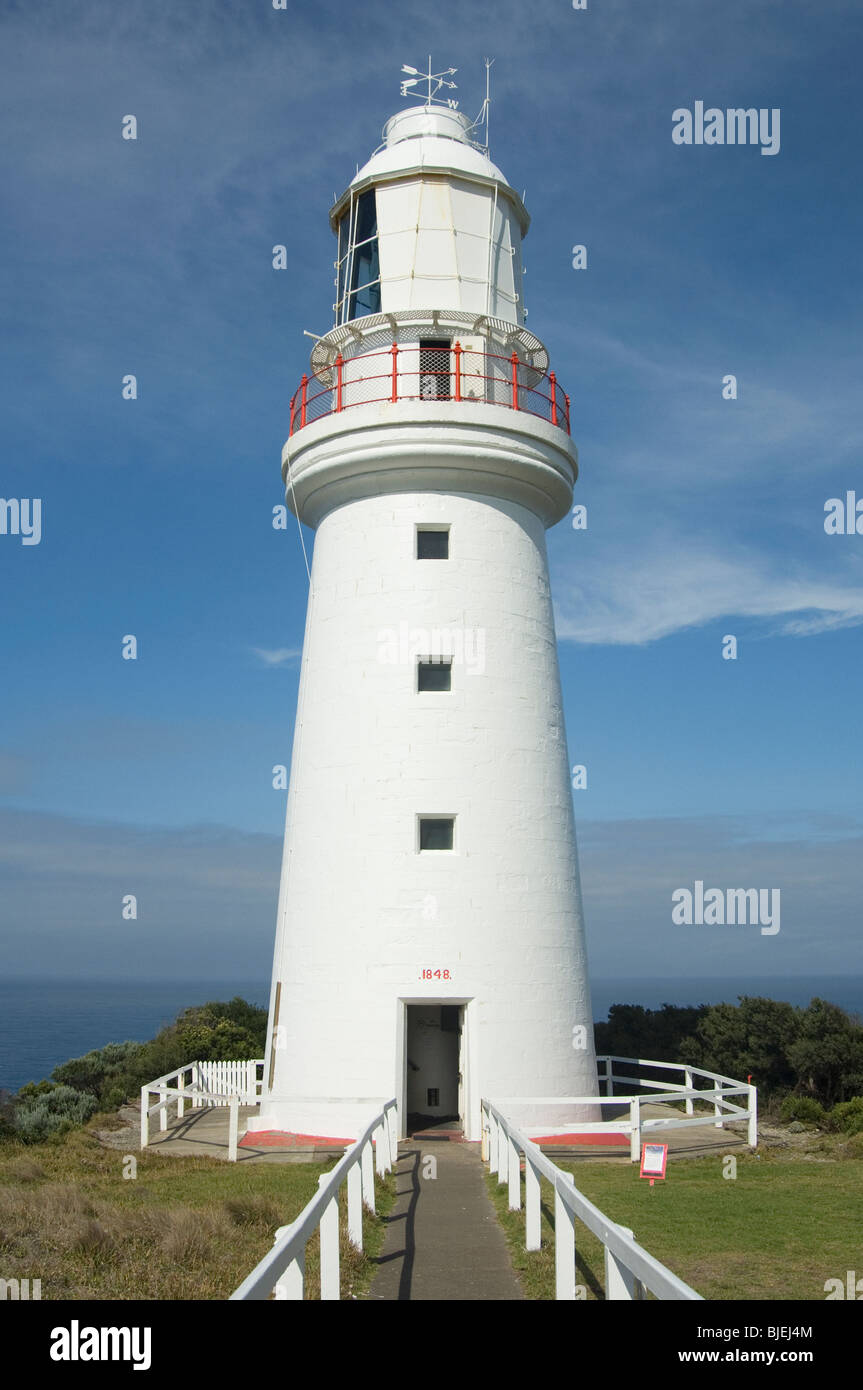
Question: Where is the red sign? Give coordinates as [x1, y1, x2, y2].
[640, 1142, 668, 1185]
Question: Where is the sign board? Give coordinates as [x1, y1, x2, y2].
[640, 1142, 668, 1185]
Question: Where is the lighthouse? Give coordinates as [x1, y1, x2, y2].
[250, 69, 599, 1144]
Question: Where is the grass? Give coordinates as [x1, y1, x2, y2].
[486, 1137, 863, 1301]
[0, 1115, 395, 1300]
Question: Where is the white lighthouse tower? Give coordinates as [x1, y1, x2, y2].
[250, 68, 599, 1144]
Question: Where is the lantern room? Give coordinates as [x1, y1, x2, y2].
[330, 104, 528, 326]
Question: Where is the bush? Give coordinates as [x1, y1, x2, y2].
[14, 1085, 99, 1144]
[99, 1084, 130, 1111]
[595, 995, 863, 1108]
[779, 1095, 826, 1127]
[52, 1041, 143, 1102]
[17, 1079, 56, 1099]
[830, 1097, 863, 1135]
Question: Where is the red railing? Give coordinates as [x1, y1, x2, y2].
[288, 342, 571, 438]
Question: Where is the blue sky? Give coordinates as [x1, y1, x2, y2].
[1, 0, 861, 988]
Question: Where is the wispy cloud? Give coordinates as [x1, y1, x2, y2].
[553, 536, 863, 645]
[251, 647, 301, 667]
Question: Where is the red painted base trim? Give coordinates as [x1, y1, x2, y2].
[239, 1130, 355, 1149]
[534, 1132, 630, 1147]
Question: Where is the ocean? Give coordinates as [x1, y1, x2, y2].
[0, 975, 860, 1096]
[0, 979, 269, 1096]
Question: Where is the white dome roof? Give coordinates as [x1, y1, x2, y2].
[330, 106, 528, 235]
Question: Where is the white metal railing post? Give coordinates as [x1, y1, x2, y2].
[684, 1067, 694, 1116]
[374, 1123, 385, 1177]
[140, 1087, 148, 1149]
[714, 1087, 723, 1128]
[228, 1094, 239, 1162]
[630, 1097, 641, 1162]
[361, 1136, 376, 1214]
[192, 1062, 200, 1108]
[488, 1110, 498, 1172]
[159, 1086, 168, 1133]
[554, 1173, 577, 1300]
[378, 1115, 390, 1174]
[274, 1244, 304, 1300]
[318, 1173, 340, 1301]
[605, 1225, 644, 1300]
[347, 1149, 363, 1251]
[525, 1154, 541, 1251]
[508, 1133, 521, 1211]
[748, 1084, 758, 1148]
[481, 1110, 489, 1163]
[605, 1057, 614, 1097]
[497, 1116, 507, 1186]
[387, 1103, 398, 1166]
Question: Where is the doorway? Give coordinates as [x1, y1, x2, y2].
[419, 338, 451, 400]
[404, 1003, 463, 1134]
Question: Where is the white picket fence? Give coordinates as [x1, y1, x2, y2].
[483, 1099, 703, 1301]
[230, 1099, 399, 1301]
[140, 1058, 264, 1162]
[197, 1060, 262, 1106]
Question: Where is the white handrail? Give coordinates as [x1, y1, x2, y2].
[483, 1099, 702, 1301]
[140, 1059, 265, 1161]
[230, 1098, 398, 1301]
[496, 1055, 758, 1153]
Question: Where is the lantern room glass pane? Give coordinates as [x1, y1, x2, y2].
[335, 188, 381, 323]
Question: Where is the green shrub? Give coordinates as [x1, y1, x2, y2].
[779, 1095, 826, 1126]
[99, 1084, 130, 1111]
[52, 1041, 143, 1101]
[830, 1097, 863, 1135]
[17, 1079, 57, 1099]
[14, 1085, 99, 1144]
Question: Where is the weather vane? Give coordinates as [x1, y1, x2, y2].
[399, 58, 458, 108]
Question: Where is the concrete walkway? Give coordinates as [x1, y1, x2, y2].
[367, 1142, 524, 1301]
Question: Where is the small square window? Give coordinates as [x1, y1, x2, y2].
[419, 817, 455, 851]
[417, 527, 449, 559]
[427, 1088, 440, 1107]
[418, 659, 452, 692]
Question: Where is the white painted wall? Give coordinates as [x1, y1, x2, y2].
[252, 486, 598, 1141]
[374, 175, 523, 321]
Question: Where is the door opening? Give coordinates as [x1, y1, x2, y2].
[405, 1002, 463, 1134]
[419, 338, 451, 400]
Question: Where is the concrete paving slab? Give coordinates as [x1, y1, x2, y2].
[367, 1142, 524, 1301]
